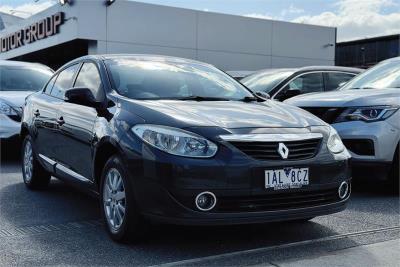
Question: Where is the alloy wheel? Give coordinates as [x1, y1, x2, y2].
[103, 168, 126, 231]
[23, 141, 33, 183]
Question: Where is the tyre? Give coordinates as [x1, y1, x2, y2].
[100, 155, 148, 243]
[390, 146, 399, 193]
[21, 135, 51, 190]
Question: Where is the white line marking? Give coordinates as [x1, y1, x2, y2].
[150, 226, 400, 267]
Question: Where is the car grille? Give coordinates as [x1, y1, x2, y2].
[229, 138, 322, 161]
[217, 188, 340, 212]
[301, 107, 344, 124]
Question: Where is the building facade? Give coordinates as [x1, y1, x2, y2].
[0, 1, 336, 71]
[336, 34, 400, 68]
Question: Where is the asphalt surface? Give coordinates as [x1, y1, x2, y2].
[0, 141, 399, 266]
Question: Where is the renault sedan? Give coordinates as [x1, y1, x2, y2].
[21, 55, 351, 242]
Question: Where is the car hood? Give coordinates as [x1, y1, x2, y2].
[126, 99, 326, 129]
[285, 89, 400, 107]
[0, 91, 34, 107]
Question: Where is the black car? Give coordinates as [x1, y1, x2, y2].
[241, 66, 363, 101]
[21, 55, 351, 242]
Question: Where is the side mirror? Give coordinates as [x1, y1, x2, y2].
[65, 87, 103, 108]
[285, 88, 301, 97]
[255, 91, 271, 100]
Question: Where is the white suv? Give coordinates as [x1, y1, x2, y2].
[286, 57, 400, 184]
[0, 60, 53, 139]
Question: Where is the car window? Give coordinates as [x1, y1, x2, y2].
[50, 64, 79, 99]
[275, 72, 324, 100]
[241, 70, 295, 93]
[326, 72, 356, 91]
[44, 74, 58, 94]
[105, 59, 254, 100]
[341, 60, 400, 90]
[74, 62, 104, 101]
[0, 66, 53, 92]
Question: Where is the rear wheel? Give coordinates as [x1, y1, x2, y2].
[100, 155, 148, 242]
[21, 135, 51, 189]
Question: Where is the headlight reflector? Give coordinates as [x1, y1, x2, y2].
[327, 127, 345, 154]
[132, 125, 218, 158]
[335, 106, 399, 123]
[0, 100, 17, 116]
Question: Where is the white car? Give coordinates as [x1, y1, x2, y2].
[286, 57, 400, 184]
[0, 60, 53, 139]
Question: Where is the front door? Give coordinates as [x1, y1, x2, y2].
[56, 62, 105, 184]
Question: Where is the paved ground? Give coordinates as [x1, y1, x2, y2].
[0, 143, 399, 266]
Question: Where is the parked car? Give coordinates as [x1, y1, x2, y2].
[241, 66, 363, 101]
[0, 60, 53, 140]
[21, 55, 351, 242]
[286, 57, 400, 184]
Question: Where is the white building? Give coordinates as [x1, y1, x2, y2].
[0, 12, 23, 30]
[0, 1, 336, 70]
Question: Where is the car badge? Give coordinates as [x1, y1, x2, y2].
[278, 143, 289, 159]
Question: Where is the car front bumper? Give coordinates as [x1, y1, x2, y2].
[333, 119, 399, 180]
[120, 136, 351, 225]
[0, 114, 21, 139]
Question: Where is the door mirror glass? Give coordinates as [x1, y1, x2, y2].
[65, 87, 102, 108]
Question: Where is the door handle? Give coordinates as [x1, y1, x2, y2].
[57, 117, 65, 126]
[33, 110, 40, 117]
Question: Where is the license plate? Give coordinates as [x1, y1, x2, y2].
[265, 167, 309, 190]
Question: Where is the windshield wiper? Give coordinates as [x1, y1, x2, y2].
[175, 96, 231, 101]
[240, 96, 259, 102]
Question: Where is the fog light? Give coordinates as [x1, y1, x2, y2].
[195, 192, 216, 211]
[338, 181, 350, 199]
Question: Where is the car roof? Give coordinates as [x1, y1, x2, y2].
[66, 54, 212, 68]
[0, 60, 53, 71]
[248, 66, 363, 77]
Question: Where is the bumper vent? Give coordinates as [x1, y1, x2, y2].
[218, 188, 340, 212]
[229, 138, 322, 161]
[301, 107, 344, 124]
[343, 139, 375, 156]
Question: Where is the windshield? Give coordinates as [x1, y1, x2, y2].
[341, 60, 400, 90]
[105, 59, 254, 100]
[0, 66, 53, 92]
[241, 69, 295, 93]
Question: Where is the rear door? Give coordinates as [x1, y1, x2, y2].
[324, 72, 357, 91]
[56, 62, 105, 184]
[32, 74, 60, 167]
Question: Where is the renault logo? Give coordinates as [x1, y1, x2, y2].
[277, 143, 289, 159]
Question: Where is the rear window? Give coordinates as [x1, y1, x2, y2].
[0, 66, 53, 91]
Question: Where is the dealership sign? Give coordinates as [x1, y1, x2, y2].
[0, 12, 64, 54]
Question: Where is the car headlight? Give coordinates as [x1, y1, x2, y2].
[335, 106, 399, 123]
[132, 124, 218, 158]
[327, 127, 345, 154]
[0, 100, 17, 116]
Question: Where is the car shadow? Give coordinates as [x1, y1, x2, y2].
[0, 177, 363, 266]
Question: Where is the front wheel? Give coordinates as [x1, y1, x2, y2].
[100, 155, 148, 243]
[21, 135, 51, 190]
